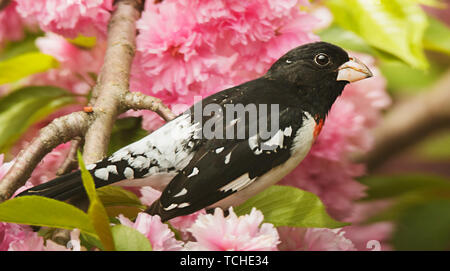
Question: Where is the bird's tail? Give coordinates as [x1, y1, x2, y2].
[17, 171, 87, 201]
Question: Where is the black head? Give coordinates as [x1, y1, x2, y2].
[266, 42, 372, 117]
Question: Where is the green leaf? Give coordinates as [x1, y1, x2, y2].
[111, 225, 152, 251]
[67, 35, 97, 49]
[0, 31, 42, 61]
[360, 174, 450, 223]
[360, 174, 450, 201]
[97, 186, 145, 220]
[0, 196, 96, 237]
[107, 117, 148, 156]
[423, 15, 450, 55]
[97, 186, 145, 208]
[326, 0, 429, 69]
[0, 52, 58, 84]
[318, 25, 400, 62]
[234, 185, 348, 228]
[391, 199, 450, 250]
[365, 187, 450, 223]
[379, 60, 446, 93]
[80, 232, 104, 251]
[415, 130, 450, 160]
[0, 86, 76, 152]
[78, 152, 115, 251]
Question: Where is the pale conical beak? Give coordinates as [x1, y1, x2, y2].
[336, 57, 373, 83]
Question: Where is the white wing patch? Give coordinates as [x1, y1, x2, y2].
[130, 156, 151, 170]
[177, 202, 190, 208]
[220, 173, 256, 192]
[224, 152, 231, 164]
[107, 165, 118, 175]
[107, 113, 200, 175]
[173, 188, 188, 197]
[123, 167, 134, 179]
[164, 203, 178, 211]
[187, 167, 199, 178]
[94, 168, 109, 180]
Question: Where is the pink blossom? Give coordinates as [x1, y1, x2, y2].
[5, 225, 44, 251]
[6, 227, 80, 251]
[0, 222, 70, 251]
[36, 33, 104, 74]
[184, 208, 279, 251]
[0, 2, 24, 44]
[15, 0, 114, 38]
[30, 32, 106, 95]
[343, 223, 393, 251]
[169, 210, 205, 236]
[310, 5, 334, 31]
[281, 54, 390, 220]
[139, 186, 161, 206]
[0, 154, 13, 180]
[277, 227, 356, 251]
[27, 142, 70, 186]
[131, 0, 319, 109]
[117, 212, 183, 251]
[139, 185, 204, 240]
[343, 200, 394, 251]
[0, 223, 24, 251]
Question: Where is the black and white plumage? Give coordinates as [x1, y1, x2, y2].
[18, 42, 373, 221]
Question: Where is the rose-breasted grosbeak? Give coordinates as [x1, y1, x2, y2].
[18, 42, 373, 221]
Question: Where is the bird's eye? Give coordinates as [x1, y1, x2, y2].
[314, 53, 330, 66]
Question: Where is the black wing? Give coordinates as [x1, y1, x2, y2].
[147, 103, 307, 221]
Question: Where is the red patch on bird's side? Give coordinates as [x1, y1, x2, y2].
[314, 118, 324, 139]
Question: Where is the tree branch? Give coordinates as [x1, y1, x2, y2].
[0, 0, 11, 11]
[0, 0, 175, 202]
[56, 137, 83, 176]
[0, 112, 89, 202]
[357, 69, 450, 171]
[122, 92, 177, 121]
[82, 0, 143, 164]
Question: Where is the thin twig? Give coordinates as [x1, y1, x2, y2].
[0, 0, 11, 11]
[122, 92, 177, 121]
[56, 137, 83, 176]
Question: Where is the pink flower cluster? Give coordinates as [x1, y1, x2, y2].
[29, 32, 106, 95]
[15, 0, 113, 38]
[130, 0, 319, 130]
[0, 2, 24, 44]
[277, 226, 356, 251]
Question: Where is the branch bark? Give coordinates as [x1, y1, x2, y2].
[0, 0, 11, 11]
[56, 137, 83, 176]
[0, 0, 175, 202]
[122, 92, 177, 121]
[82, 0, 143, 164]
[358, 69, 450, 171]
[0, 112, 89, 202]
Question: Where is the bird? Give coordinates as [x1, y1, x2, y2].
[18, 42, 373, 222]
